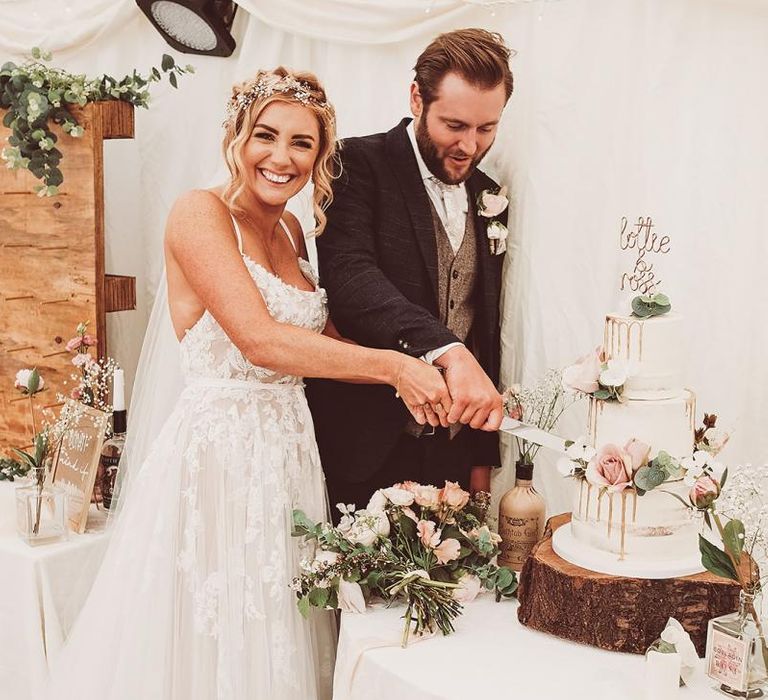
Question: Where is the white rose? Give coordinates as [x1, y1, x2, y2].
[704, 427, 732, 456]
[337, 579, 366, 614]
[382, 487, 415, 507]
[366, 489, 387, 513]
[14, 368, 44, 393]
[453, 573, 482, 604]
[346, 510, 390, 547]
[599, 359, 628, 388]
[312, 550, 338, 569]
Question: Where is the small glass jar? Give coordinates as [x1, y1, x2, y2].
[706, 589, 768, 698]
[15, 469, 68, 546]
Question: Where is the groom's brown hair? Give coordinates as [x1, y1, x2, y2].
[413, 28, 514, 108]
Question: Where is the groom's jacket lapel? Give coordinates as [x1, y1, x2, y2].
[384, 119, 440, 306]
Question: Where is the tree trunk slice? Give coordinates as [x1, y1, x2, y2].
[517, 513, 741, 655]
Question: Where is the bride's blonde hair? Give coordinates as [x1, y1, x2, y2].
[221, 67, 338, 235]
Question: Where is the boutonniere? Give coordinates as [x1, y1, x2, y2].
[477, 186, 509, 255]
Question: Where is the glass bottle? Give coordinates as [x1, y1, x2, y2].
[497, 459, 546, 571]
[706, 589, 768, 698]
[99, 369, 126, 510]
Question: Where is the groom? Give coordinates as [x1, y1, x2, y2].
[306, 28, 514, 516]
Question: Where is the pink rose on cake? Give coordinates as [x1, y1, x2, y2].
[585, 444, 633, 492]
[624, 438, 651, 472]
[689, 475, 721, 509]
[562, 347, 604, 394]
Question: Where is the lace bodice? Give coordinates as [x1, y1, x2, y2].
[180, 256, 328, 384]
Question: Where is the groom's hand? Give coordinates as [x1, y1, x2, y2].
[434, 346, 503, 431]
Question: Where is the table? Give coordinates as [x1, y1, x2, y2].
[334, 595, 724, 700]
[0, 482, 110, 700]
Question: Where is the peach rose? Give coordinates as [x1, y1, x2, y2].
[417, 520, 440, 548]
[689, 475, 720, 509]
[439, 481, 470, 510]
[562, 347, 603, 394]
[624, 438, 651, 473]
[413, 485, 440, 509]
[65, 336, 83, 352]
[585, 444, 633, 492]
[434, 537, 461, 564]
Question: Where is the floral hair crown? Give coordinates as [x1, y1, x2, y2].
[224, 74, 330, 128]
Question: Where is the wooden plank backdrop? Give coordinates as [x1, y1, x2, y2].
[0, 101, 135, 450]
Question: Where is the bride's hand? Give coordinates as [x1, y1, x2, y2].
[394, 356, 452, 428]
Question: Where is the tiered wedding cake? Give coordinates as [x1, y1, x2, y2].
[552, 303, 704, 578]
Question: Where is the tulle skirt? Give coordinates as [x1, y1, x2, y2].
[46, 381, 335, 700]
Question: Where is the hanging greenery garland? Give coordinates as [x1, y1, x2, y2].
[0, 48, 193, 196]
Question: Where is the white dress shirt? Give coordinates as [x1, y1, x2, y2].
[406, 121, 466, 365]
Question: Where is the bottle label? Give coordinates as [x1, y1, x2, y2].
[706, 627, 748, 691]
[99, 454, 120, 508]
[498, 514, 543, 568]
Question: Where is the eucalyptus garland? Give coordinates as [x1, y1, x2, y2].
[0, 48, 193, 196]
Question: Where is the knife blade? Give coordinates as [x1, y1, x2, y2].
[498, 415, 569, 455]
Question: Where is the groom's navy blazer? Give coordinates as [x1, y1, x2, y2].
[305, 118, 506, 485]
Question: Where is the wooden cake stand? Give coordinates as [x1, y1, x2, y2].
[517, 513, 741, 655]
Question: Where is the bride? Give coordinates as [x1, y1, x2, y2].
[46, 68, 451, 700]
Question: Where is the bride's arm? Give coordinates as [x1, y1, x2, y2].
[166, 190, 449, 424]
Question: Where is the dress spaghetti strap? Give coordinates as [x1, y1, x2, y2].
[278, 218, 298, 254]
[230, 213, 244, 255]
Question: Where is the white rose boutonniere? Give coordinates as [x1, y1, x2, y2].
[477, 186, 509, 255]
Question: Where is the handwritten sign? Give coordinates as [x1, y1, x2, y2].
[619, 216, 671, 295]
[50, 400, 109, 533]
[706, 627, 748, 691]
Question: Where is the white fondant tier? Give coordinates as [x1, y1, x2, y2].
[588, 391, 695, 460]
[562, 478, 703, 577]
[604, 312, 686, 400]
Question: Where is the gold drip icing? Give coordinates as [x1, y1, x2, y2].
[586, 484, 592, 520]
[605, 316, 645, 363]
[607, 493, 614, 538]
[632, 490, 638, 523]
[620, 492, 628, 560]
[597, 490, 603, 520]
[578, 480, 584, 516]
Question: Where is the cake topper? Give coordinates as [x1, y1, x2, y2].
[619, 216, 671, 296]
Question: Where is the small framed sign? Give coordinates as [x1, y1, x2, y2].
[50, 400, 110, 533]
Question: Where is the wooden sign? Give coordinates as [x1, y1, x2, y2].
[50, 400, 109, 533]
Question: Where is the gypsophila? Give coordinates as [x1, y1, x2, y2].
[224, 74, 330, 128]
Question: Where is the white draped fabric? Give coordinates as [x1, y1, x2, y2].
[0, 0, 766, 516]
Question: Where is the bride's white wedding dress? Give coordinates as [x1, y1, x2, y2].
[47, 217, 335, 700]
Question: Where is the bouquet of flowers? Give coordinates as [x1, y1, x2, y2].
[292, 481, 518, 646]
[63, 321, 117, 412]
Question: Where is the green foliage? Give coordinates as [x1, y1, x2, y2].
[0, 456, 27, 481]
[634, 452, 682, 494]
[723, 519, 745, 563]
[631, 293, 672, 319]
[699, 534, 738, 581]
[0, 49, 193, 195]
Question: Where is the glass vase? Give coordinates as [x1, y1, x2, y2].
[15, 470, 68, 546]
[706, 589, 768, 698]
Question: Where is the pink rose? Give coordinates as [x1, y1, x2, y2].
[434, 537, 461, 564]
[413, 485, 440, 509]
[479, 188, 509, 218]
[689, 475, 720, 509]
[83, 334, 98, 347]
[65, 336, 82, 352]
[585, 444, 633, 492]
[562, 347, 603, 394]
[417, 520, 440, 548]
[439, 481, 470, 510]
[624, 438, 651, 473]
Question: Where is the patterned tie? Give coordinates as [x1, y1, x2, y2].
[430, 177, 466, 253]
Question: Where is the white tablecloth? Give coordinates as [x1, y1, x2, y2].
[335, 594, 723, 700]
[0, 482, 110, 700]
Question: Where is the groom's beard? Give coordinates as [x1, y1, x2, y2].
[415, 118, 491, 185]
